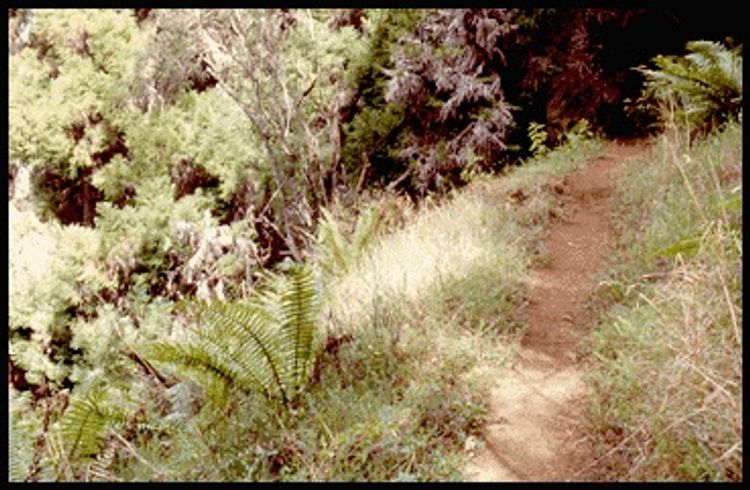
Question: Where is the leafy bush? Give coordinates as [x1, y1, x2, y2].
[527, 121, 549, 157]
[385, 9, 517, 193]
[637, 40, 742, 132]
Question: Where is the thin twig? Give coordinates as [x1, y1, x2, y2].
[111, 431, 162, 478]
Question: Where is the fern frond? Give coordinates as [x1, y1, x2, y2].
[317, 207, 352, 277]
[149, 264, 320, 408]
[147, 341, 241, 402]
[58, 387, 128, 460]
[276, 264, 319, 393]
[316, 205, 382, 279]
[351, 205, 381, 256]
[637, 40, 742, 130]
[198, 301, 289, 402]
[9, 422, 34, 482]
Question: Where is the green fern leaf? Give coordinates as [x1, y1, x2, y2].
[9, 424, 34, 482]
[58, 388, 127, 460]
[638, 40, 742, 130]
[198, 301, 289, 401]
[318, 207, 351, 276]
[277, 264, 318, 392]
[149, 264, 320, 408]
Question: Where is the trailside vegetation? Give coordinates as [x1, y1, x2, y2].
[9, 8, 742, 482]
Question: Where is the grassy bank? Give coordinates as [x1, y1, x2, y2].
[278, 136, 602, 481]
[586, 122, 742, 481]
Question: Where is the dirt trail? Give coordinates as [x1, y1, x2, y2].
[465, 141, 648, 482]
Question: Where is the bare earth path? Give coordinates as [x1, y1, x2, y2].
[466, 141, 648, 482]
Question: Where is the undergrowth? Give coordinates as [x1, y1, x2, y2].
[9, 136, 601, 482]
[586, 122, 742, 481]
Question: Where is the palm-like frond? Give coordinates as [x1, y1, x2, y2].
[637, 40, 742, 130]
[317, 207, 351, 278]
[351, 206, 381, 257]
[147, 264, 319, 408]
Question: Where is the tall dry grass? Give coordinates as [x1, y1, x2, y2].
[587, 122, 741, 481]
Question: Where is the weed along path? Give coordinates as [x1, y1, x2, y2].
[465, 141, 648, 482]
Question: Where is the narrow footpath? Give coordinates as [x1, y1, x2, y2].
[466, 141, 647, 481]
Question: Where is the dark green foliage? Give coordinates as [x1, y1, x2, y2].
[637, 40, 742, 132]
[500, 8, 744, 145]
[340, 10, 428, 187]
[502, 9, 624, 144]
[148, 264, 319, 408]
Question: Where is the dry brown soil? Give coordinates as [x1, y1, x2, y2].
[465, 141, 648, 482]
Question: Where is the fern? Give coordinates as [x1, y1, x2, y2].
[316, 204, 382, 279]
[317, 207, 351, 279]
[58, 386, 130, 461]
[637, 40, 742, 130]
[351, 206, 380, 257]
[147, 263, 320, 408]
[9, 389, 35, 482]
[9, 419, 35, 482]
[276, 263, 318, 395]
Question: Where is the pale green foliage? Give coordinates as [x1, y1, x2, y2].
[93, 88, 263, 205]
[315, 203, 383, 280]
[9, 10, 147, 173]
[9, 201, 110, 385]
[527, 121, 549, 157]
[9, 389, 37, 482]
[637, 40, 742, 130]
[148, 264, 320, 407]
[96, 176, 211, 270]
[167, 90, 262, 202]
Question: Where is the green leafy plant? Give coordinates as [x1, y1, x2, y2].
[563, 118, 594, 143]
[9, 390, 37, 482]
[637, 40, 742, 131]
[527, 121, 549, 157]
[315, 204, 383, 280]
[58, 388, 130, 461]
[147, 264, 320, 408]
